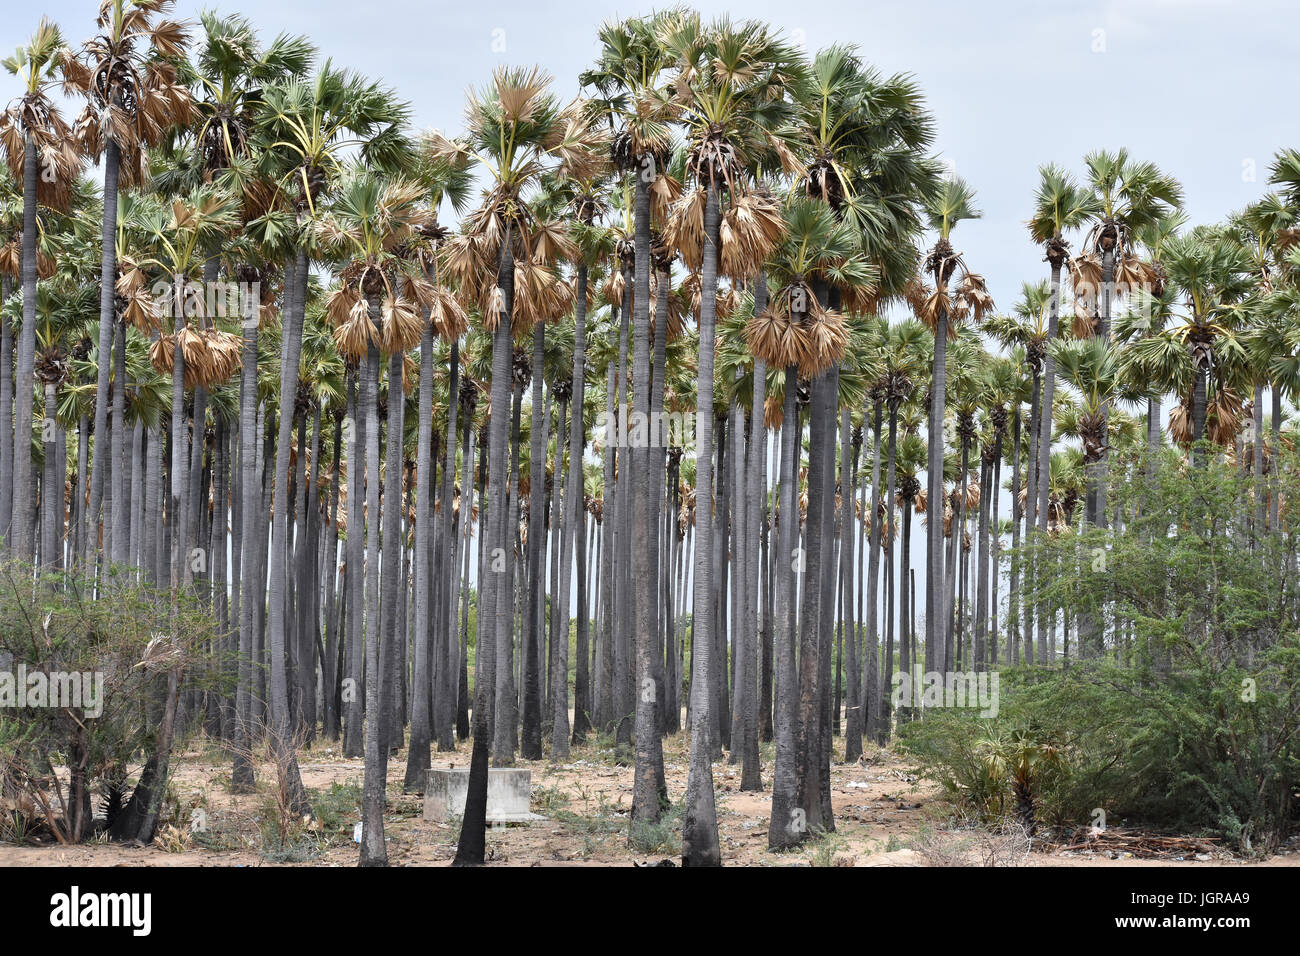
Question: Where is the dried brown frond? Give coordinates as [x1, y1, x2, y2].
[719, 190, 785, 280]
[663, 187, 707, 273]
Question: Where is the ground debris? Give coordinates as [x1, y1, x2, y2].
[1049, 828, 1221, 859]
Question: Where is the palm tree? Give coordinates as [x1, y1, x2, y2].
[1264, 150, 1300, 531]
[876, 319, 928, 724]
[1226, 197, 1297, 533]
[130, 183, 238, 596]
[249, 63, 410, 834]
[435, 65, 601, 866]
[1052, 335, 1122, 656]
[548, 178, 614, 756]
[1123, 211, 1187, 470]
[32, 278, 91, 571]
[1137, 230, 1254, 465]
[982, 281, 1053, 663]
[919, 176, 990, 678]
[63, 0, 194, 572]
[1076, 151, 1182, 523]
[0, 168, 23, 544]
[184, 12, 313, 183]
[0, 18, 80, 558]
[582, 9, 677, 825]
[1248, 283, 1300, 531]
[658, 12, 802, 865]
[791, 42, 937, 759]
[317, 166, 437, 865]
[1027, 164, 1096, 541]
[745, 196, 872, 847]
[403, 135, 471, 788]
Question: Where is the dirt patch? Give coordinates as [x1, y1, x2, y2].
[1, 733, 1295, 867]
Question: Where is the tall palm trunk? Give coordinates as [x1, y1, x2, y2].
[739, 355, 766, 789]
[455, 229, 514, 866]
[86, 140, 120, 570]
[882, 396, 899, 734]
[521, 321, 546, 760]
[631, 172, 664, 821]
[404, 319, 436, 789]
[453, 419, 476, 744]
[544, 395, 564, 728]
[812, 356, 840, 830]
[794, 363, 832, 834]
[359, 329, 386, 866]
[228, 297, 263, 738]
[320, 412, 343, 741]
[1270, 387, 1281, 530]
[768, 368, 801, 850]
[612, 274, 633, 746]
[838, 408, 859, 761]
[0, 276, 12, 545]
[990, 431, 1003, 665]
[343, 364, 366, 758]
[596, 351, 617, 730]
[1037, 258, 1062, 662]
[40, 382, 60, 569]
[1094, 246, 1115, 526]
[556, 263, 588, 754]
[14, 133, 41, 559]
[681, 185, 722, 867]
[863, 396, 883, 740]
[434, 338, 461, 753]
[946, 429, 971, 670]
[712, 409, 730, 754]
[728, 398, 747, 766]
[168, 275, 192, 603]
[646, 260, 671, 768]
[110, 316, 130, 565]
[1024, 363, 1040, 665]
[974, 445, 992, 669]
[266, 248, 310, 819]
[927, 307, 949, 676]
[494, 376, 522, 764]
[1191, 359, 1209, 466]
[208, 414, 229, 734]
[1146, 396, 1161, 476]
[435, 402, 458, 749]
[379, 348, 406, 759]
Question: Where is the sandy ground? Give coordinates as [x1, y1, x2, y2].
[2, 730, 1296, 868]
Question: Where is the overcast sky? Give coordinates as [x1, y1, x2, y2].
[5, 0, 1296, 310]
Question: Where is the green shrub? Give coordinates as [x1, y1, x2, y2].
[0, 561, 219, 844]
[901, 453, 1300, 854]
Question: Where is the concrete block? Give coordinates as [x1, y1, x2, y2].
[423, 767, 539, 824]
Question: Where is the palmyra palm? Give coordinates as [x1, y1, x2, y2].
[917, 175, 991, 678]
[62, 0, 195, 576]
[0, 18, 80, 559]
[657, 12, 802, 865]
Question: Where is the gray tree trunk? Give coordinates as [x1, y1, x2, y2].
[86, 140, 121, 570]
[680, 186, 722, 866]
